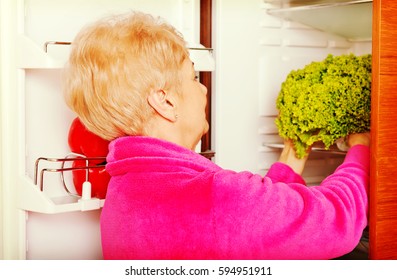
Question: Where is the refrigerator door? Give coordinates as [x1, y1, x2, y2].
[1, 0, 202, 260]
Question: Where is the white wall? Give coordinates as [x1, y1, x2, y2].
[213, 0, 265, 173]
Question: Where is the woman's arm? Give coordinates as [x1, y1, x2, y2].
[277, 140, 309, 175]
[213, 134, 370, 259]
[274, 132, 370, 179]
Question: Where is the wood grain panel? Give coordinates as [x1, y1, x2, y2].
[369, 0, 397, 260]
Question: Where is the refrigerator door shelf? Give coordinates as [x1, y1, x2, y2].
[17, 156, 107, 214]
[18, 175, 105, 214]
[17, 35, 67, 69]
[17, 35, 215, 71]
[187, 43, 215, 72]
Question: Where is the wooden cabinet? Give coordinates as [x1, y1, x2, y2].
[369, 0, 397, 260]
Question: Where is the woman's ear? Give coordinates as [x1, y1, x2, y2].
[147, 90, 178, 122]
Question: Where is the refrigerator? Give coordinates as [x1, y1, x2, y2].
[0, 0, 373, 259]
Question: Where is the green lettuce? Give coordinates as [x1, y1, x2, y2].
[275, 53, 371, 158]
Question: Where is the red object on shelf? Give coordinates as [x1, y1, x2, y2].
[68, 117, 110, 199]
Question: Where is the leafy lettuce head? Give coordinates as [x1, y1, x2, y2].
[275, 53, 371, 158]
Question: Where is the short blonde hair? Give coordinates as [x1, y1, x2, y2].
[63, 11, 189, 140]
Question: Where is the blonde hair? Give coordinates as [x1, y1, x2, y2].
[63, 11, 189, 140]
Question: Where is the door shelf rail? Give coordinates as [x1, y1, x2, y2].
[18, 154, 107, 214]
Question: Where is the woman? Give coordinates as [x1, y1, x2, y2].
[64, 11, 370, 259]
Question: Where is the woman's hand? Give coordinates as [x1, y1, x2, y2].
[278, 140, 310, 175]
[347, 132, 370, 147]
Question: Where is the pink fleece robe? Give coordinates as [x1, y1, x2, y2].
[100, 136, 369, 259]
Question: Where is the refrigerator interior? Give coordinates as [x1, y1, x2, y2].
[1, 0, 372, 259]
[213, 0, 371, 179]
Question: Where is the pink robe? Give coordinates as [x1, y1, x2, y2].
[100, 136, 369, 259]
